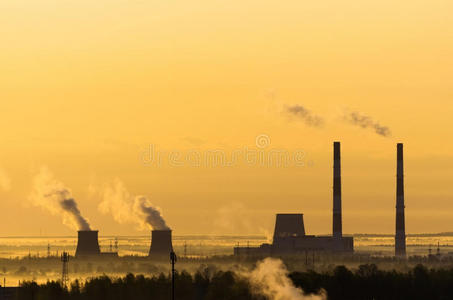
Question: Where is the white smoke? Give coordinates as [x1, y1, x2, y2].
[133, 196, 169, 230]
[98, 178, 169, 230]
[29, 166, 91, 231]
[259, 227, 273, 244]
[246, 258, 326, 300]
[214, 202, 273, 240]
[97, 178, 133, 225]
[214, 202, 253, 233]
[0, 168, 11, 191]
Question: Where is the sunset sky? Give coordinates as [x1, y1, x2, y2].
[1, 0, 453, 236]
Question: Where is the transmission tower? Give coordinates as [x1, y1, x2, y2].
[170, 251, 177, 300]
[61, 252, 70, 288]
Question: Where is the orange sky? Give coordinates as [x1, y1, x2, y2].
[1, 0, 453, 236]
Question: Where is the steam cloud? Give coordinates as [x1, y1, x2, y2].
[286, 105, 324, 127]
[134, 196, 169, 230]
[29, 167, 91, 231]
[98, 179, 169, 230]
[246, 258, 326, 300]
[215, 202, 253, 233]
[344, 111, 391, 137]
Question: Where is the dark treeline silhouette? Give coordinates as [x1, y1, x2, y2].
[16, 264, 453, 300]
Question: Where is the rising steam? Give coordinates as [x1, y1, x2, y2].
[98, 178, 169, 230]
[245, 258, 326, 300]
[29, 167, 91, 231]
[286, 105, 324, 127]
[344, 111, 391, 137]
[133, 196, 169, 230]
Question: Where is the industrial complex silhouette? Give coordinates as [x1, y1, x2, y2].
[71, 141, 406, 258]
[234, 141, 406, 256]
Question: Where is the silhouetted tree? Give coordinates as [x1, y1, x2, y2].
[15, 264, 453, 300]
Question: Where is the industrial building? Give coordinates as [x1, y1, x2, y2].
[148, 230, 173, 258]
[75, 230, 118, 258]
[75, 230, 101, 257]
[234, 141, 354, 255]
[73, 229, 173, 259]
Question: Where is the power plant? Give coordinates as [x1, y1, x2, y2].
[75, 230, 119, 257]
[148, 230, 173, 258]
[70, 142, 408, 259]
[395, 143, 406, 257]
[75, 230, 101, 257]
[74, 229, 174, 258]
[234, 141, 354, 255]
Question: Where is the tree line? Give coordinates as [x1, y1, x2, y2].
[15, 263, 453, 300]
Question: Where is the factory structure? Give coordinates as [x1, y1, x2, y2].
[75, 230, 118, 257]
[74, 229, 173, 258]
[395, 143, 406, 257]
[73, 141, 407, 259]
[234, 141, 354, 255]
[148, 230, 174, 258]
[75, 231, 101, 257]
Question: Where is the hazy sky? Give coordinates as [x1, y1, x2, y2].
[1, 0, 453, 236]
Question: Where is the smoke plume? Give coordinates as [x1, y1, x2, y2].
[98, 178, 169, 230]
[246, 258, 326, 300]
[286, 105, 324, 127]
[344, 111, 391, 137]
[29, 167, 91, 231]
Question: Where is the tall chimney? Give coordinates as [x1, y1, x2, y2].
[395, 143, 406, 257]
[333, 141, 342, 239]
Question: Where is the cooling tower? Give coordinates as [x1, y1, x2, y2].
[75, 230, 101, 257]
[395, 143, 406, 257]
[272, 213, 306, 244]
[333, 141, 342, 239]
[148, 230, 173, 258]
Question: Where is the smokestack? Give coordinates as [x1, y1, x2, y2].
[148, 230, 173, 258]
[75, 230, 101, 257]
[333, 141, 342, 239]
[395, 143, 406, 257]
